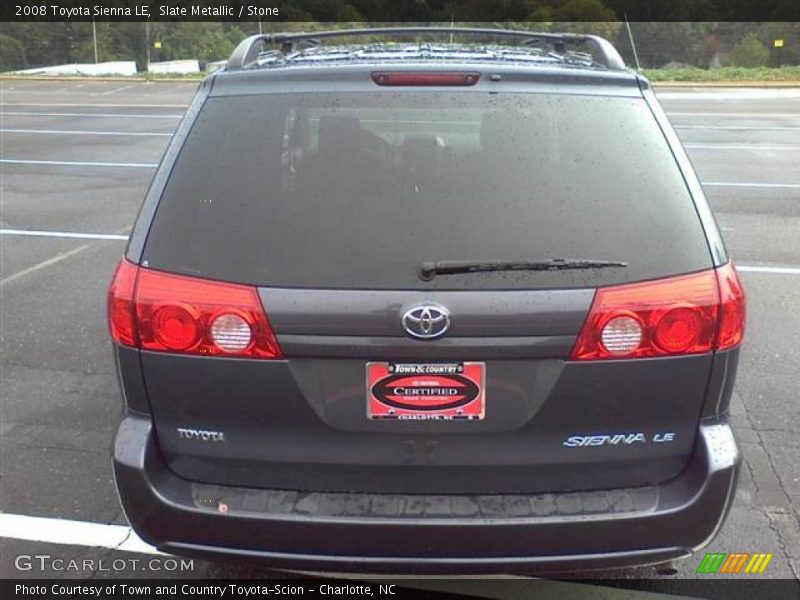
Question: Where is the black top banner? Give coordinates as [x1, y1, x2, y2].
[1, 0, 798, 23]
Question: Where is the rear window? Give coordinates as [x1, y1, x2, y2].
[142, 91, 711, 290]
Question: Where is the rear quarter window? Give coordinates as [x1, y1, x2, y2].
[142, 90, 712, 290]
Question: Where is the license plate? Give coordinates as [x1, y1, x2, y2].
[367, 362, 485, 420]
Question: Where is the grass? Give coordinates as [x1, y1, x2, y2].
[642, 66, 800, 82]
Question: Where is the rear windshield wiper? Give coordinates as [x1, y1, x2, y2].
[419, 258, 627, 281]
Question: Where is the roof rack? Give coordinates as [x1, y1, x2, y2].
[226, 27, 626, 72]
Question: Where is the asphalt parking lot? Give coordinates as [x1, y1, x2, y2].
[1, 79, 799, 592]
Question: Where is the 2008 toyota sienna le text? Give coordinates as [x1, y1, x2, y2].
[108, 28, 746, 574]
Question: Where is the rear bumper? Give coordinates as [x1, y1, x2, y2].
[113, 414, 740, 574]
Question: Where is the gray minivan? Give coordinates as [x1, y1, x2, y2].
[108, 28, 745, 574]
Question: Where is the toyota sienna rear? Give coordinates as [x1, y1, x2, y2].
[109, 28, 745, 574]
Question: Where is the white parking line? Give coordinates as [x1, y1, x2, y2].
[685, 144, 800, 151]
[99, 84, 141, 96]
[0, 128, 173, 137]
[675, 125, 800, 131]
[703, 182, 800, 189]
[0, 159, 158, 168]
[0, 244, 92, 286]
[0, 226, 132, 286]
[0, 513, 161, 555]
[738, 265, 800, 275]
[1, 229, 129, 240]
[666, 112, 800, 118]
[0, 111, 182, 119]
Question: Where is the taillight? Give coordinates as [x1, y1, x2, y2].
[107, 259, 138, 347]
[371, 72, 480, 86]
[570, 264, 745, 361]
[716, 262, 746, 350]
[106, 259, 283, 359]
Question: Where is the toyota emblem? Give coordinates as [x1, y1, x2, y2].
[402, 305, 450, 339]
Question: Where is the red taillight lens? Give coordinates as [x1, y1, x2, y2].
[106, 260, 283, 359]
[150, 304, 200, 351]
[653, 306, 705, 353]
[371, 72, 480, 86]
[107, 259, 138, 347]
[570, 266, 746, 361]
[716, 262, 746, 350]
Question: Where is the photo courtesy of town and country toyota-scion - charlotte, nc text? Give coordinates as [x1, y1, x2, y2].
[14, 4, 279, 18]
[14, 583, 391, 597]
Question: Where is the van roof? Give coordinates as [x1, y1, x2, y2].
[212, 27, 641, 94]
[225, 27, 629, 69]
[209, 60, 643, 98]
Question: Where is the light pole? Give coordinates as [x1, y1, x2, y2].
[145, 21, 151, 73]
[92, 18, 98, 63]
